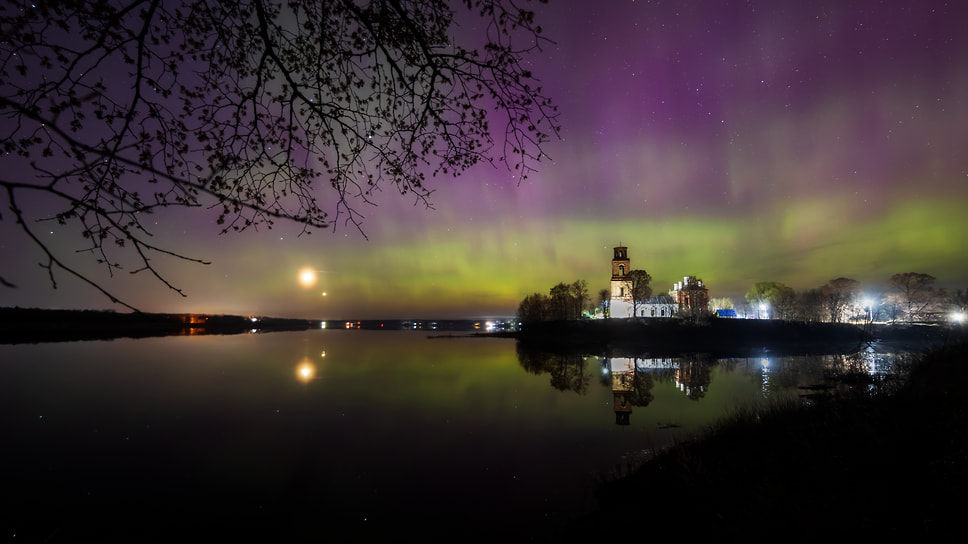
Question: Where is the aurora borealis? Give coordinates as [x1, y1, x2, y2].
[3, 0, 967, 319]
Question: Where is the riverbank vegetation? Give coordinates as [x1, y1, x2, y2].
[571, 342, 968, 539]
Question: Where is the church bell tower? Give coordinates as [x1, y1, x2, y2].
[610, 246, 631, 305]
[611, 246, 629, 279]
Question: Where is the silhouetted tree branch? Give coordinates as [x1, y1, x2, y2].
[0, 0, 558, 306]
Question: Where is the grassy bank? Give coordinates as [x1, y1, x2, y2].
[572, 342, 968, 539]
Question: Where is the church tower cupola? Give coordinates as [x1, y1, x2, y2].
[611, 246, 629, 279]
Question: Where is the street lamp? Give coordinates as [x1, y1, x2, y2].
[758, 302, 769, 319]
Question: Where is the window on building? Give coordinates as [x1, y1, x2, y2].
[619, 264, 625, 275]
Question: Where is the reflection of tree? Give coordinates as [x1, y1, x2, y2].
[549, 354, 591, 395]
[627, 370, 655, 407]
[515, 344, 590, 394]
[515, 343, 554, 375]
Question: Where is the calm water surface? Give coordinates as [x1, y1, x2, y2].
[0, 330, 898, 539]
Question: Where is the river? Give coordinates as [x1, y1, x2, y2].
[0, 329, 903, 540]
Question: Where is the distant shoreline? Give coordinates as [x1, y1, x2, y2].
[2, 308, 961, 354]
[0, 308, 495, 344]
[0, 308, 320, 344]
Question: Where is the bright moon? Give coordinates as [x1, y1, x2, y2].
[297, 266, 318, 289]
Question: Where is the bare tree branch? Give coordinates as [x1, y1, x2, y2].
[0, 0, 558, 306]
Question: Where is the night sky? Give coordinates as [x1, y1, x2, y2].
[3, 0, 967, 319]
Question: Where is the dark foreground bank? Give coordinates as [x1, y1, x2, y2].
[571, 342, 968, 540]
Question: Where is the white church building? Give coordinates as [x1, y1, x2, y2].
[608, 246, 708, 318]
[608, 246, 679, 318]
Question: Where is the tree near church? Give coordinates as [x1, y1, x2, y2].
[745, 281, 796, 319]
[548, 282, 573, 321]
[950, 288, 968, 313]
[516, 292, 549, 323]
[625, 269, 652, 317]
[888, 272, 940, 323]
[597, 288, 611, 318]
[821, 277, 859, 323]
[517, 278, 588, 323]
[570, 279, 589, 319]
[793, 288, 824, 322]
[709, 297, 734, 312]
[0, 0, 558, 308]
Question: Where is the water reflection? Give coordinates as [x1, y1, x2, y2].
[516, 346, 904, 426]
[295, 357, 317, 383]
[0, 331, 909, 539]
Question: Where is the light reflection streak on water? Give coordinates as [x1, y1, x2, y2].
[760, 357, 774, 398]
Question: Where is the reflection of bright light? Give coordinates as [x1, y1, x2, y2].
[295, 359, 317, 383]
[297, 266, 318, 288]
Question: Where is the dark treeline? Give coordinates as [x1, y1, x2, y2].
[743, 273, 966, 323]
[519, 271, 966, 325]
[517, 279, 590, 322]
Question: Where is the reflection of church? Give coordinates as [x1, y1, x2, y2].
[610, 358, 635, 426]
[605, 356, 712, 425]
[676, 357, 711, 399]
[607, 357, 678, 425]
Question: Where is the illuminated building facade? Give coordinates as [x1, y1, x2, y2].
[672, 275, 710, 312]
[608, 247, 711, 318]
